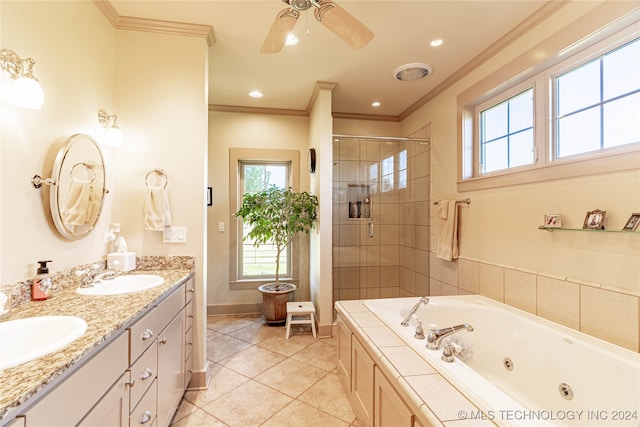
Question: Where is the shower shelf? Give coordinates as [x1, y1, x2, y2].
[347, 184, 372, 220]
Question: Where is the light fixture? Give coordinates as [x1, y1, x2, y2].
[98, 109, 124, 148]
[393, 63, 432, 82]
[430, 39, 444, 47]
[248, 90, 264, 98]
[285, 33, 300, 46]
[0, 48, 44, 109]
[371, 101, 381, 107]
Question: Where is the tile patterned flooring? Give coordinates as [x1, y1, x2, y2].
[170, 314, 358, 426]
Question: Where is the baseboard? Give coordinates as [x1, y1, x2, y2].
[207, 303, 262, 316]
[186, 360, 211, 391]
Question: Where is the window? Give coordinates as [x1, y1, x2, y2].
[228, 148, 301, 290]
[553, 38, 640, 158]
[459, 21, 640, 191]
[238, 161, 290, 280]
[479, 88, 534, 174]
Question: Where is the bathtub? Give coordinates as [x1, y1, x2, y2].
[364, 295, 640, 426]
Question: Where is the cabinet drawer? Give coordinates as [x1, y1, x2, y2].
[157, 283, 185, 333]
[131, 379, 157, 426]
[185, 323, 193, 361]
[184, 278, 195, 304]
[184, 352, 192, 389]
[185, 299, 193, 334]
[129, 341, 158, 410]
[129, 307, 158, 365]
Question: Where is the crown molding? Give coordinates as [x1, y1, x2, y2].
[209, 104, 308, 117]
[93, 0, 215, 46]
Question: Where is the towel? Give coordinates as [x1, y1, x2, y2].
[60, 178, 93, 226]
[144, 186, 172, 231]
[435, 200, 459, 261]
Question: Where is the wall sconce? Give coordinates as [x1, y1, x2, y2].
[0, 48, 45, 109]
[98, 109, 124, 148]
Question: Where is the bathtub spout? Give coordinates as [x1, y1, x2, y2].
[427, 324, 474, 350]
[401, 297, 430, 326]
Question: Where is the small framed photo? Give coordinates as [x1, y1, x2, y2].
[622, 213, 640, 231]
[207, 187, 213, 207]
[544, 214, 562, 228]
[583, 209, 606, 230]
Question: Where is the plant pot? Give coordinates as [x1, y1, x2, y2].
[258, 283, 297, 324]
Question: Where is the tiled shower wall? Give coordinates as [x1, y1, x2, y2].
[332, 135, 430, 304]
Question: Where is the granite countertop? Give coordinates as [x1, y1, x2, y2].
[0, 269, 192, 422]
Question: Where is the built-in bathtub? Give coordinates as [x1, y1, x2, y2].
[364, 295, 640, 426]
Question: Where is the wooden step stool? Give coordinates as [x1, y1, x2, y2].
[285, 301, 317, 339]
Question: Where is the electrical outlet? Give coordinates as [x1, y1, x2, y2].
[163, 226, 187, 243]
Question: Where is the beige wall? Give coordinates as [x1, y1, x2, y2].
[207, 111, 310, 311]
[1, 0, 210, 380]
[1, 1, 116, 282]
[400, 2, 640, 350]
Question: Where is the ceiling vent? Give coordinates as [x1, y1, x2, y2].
[393, 63, 432, 82]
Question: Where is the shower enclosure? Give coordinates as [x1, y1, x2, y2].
[332, 134, 431, 307]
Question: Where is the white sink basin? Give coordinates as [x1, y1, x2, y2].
[0, 315, 87, 370]
[76, 274, 164, 296]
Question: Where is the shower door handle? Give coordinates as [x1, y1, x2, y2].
[368, 221, 374, 238]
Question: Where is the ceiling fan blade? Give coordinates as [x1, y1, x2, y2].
[314, 1, 374, 50]
[261, 8, 300, 54]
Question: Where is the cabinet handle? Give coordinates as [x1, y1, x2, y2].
[139, 410, 152, 424]
[159, 337, 168, 345]
[142, 329, 154, 340]
[140, 367, 153, 380]
[125, 378, 135, 388]
[188, 289, 194, 293]
[188, 314, 194, 319]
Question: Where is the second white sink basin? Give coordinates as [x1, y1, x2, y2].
[0, 315, 87, 370]
[76, 274, 164, 296]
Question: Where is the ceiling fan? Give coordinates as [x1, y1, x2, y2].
[261, 0, 374, 53]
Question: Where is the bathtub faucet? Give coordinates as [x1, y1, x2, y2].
[401, 297, 430, 326]
[426, 324, 474, 350]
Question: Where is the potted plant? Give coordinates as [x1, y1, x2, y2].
[235, 186, 319, 323]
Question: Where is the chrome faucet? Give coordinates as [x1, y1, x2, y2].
[77, 263, 117, 288]
[426, 324, 474, 349]
[401, 296, 429, 326]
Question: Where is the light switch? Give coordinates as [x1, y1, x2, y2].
[163, 226, 187, 243]
[218, 222, 224, 232]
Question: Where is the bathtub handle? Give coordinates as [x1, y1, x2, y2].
[368, 221, 374, 238]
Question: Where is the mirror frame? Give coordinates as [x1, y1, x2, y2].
[50, 134, 107, 240]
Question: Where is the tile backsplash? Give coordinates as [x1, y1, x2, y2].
[428, 253, 640, 352]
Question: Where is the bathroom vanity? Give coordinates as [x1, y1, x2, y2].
[0, 270, 194, 427]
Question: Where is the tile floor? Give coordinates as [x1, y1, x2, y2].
[170, 314, 358, 426]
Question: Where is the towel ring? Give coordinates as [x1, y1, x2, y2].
[70, 162, 96, 183]
[145, 168, 168, 189]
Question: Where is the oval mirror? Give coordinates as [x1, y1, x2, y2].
[50, 134, 107, 240]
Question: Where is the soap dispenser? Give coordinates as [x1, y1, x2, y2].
[32, 260, 53, 301]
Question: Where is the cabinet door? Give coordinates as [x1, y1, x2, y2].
[336, 316, 352, 392]
[77, 372, 130, 427]
[156, 308, 185, 427]
[351, 337, 374, 427]
[374, 367, 415, 427]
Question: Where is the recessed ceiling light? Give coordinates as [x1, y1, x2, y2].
[371, 101, 381, 107]
[248, 90, 264, 98]
[285, 33, 300, 46]
[393, 63, 432, 82]
[430, 39, 444, 47]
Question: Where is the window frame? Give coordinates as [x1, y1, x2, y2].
[229, 148, 301, 290]
[458, 16, 640, 192]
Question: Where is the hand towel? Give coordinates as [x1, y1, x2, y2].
[60, 178, 92, 226]
[144, 186, 172, 231]
[435, 200, 459, 261]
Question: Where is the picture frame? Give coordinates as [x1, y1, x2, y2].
[583, 209, 606, 230]
[544, 214, 562, 228]
[622, 213, 640, 231]
[207, 187, 213, 207]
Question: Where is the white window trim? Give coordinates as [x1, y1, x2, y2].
[229, 148, 301, 291]
[458, 9, 640, 192]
